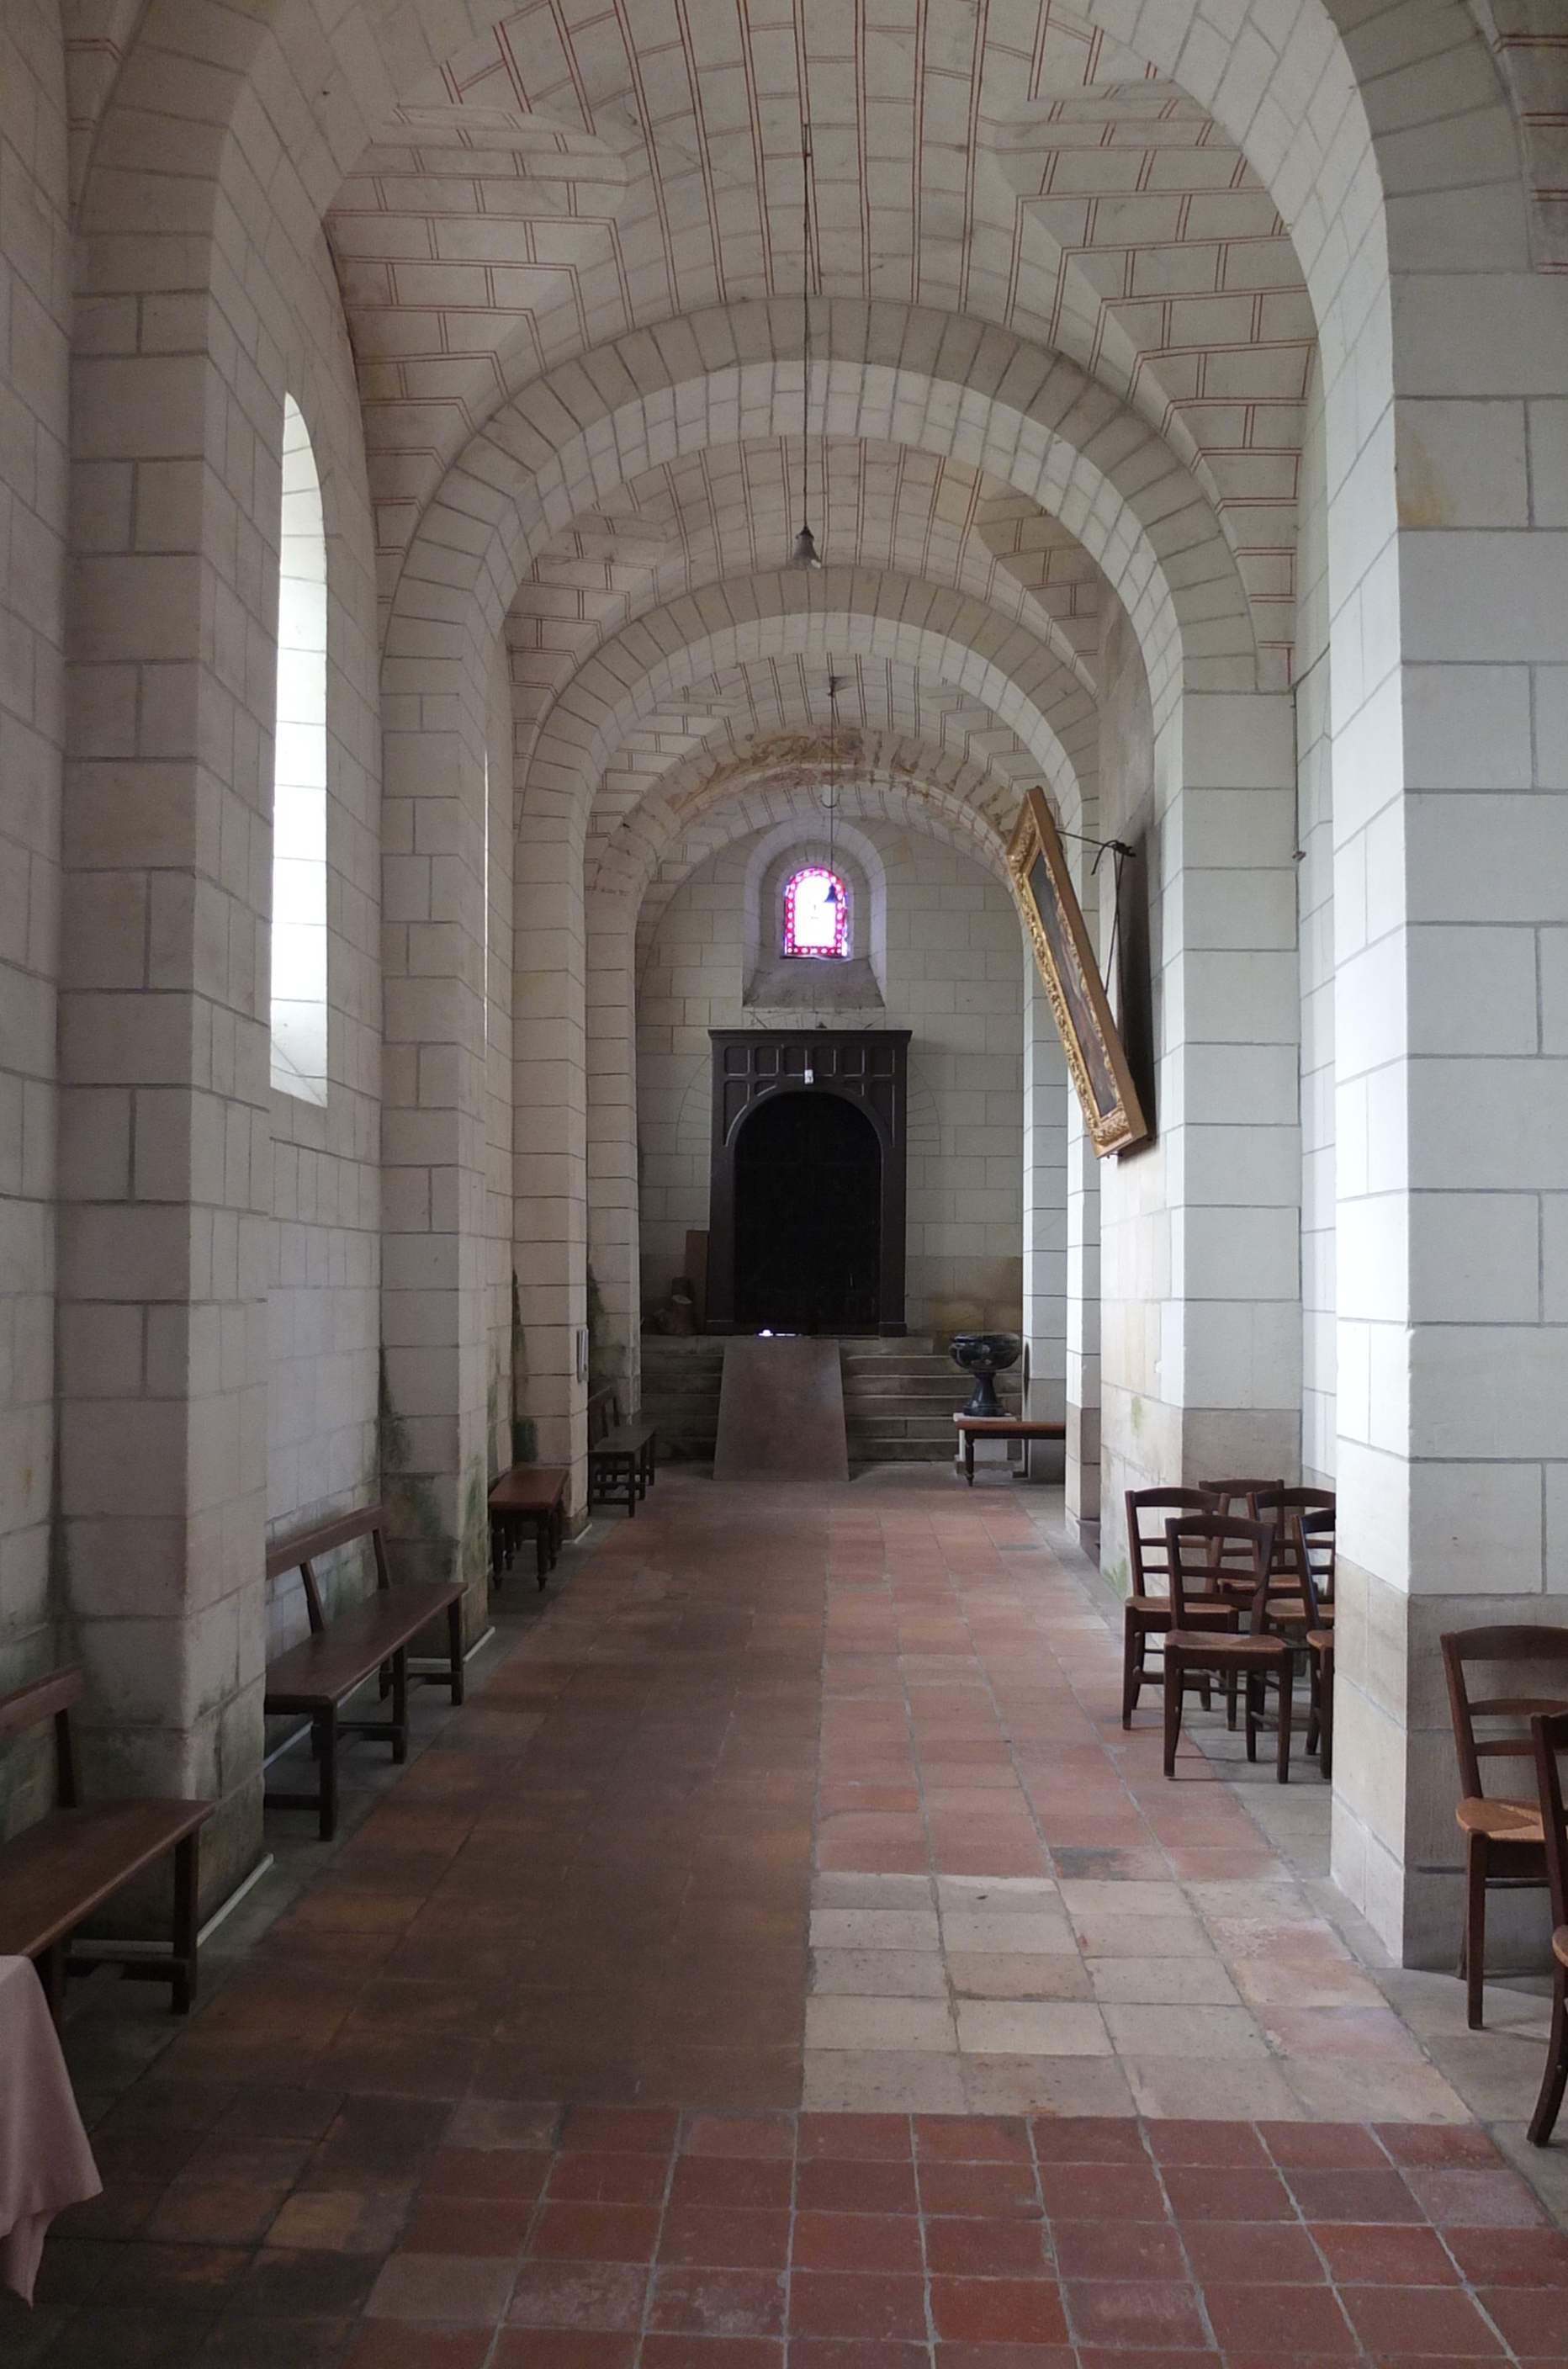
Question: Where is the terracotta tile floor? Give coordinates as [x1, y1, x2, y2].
[6, 1470, 1567, 2365]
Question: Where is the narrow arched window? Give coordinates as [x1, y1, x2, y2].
[782, 867, 849, 957]
[270, 395, 328, 1103]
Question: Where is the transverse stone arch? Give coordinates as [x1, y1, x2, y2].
[595, 729, 1044, 924]
[82, 2, 1529, 727]
[80, 0, 1447, 625]
[392, 308, 1248, 732]
[505, 436, 1107, 729]
[575, 652, 1080, 890]
[524, 559, 1098, 813]
[1464, 0, 1568, 269]
[520, 596, 1095, 874]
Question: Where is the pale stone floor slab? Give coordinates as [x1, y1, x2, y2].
[803, 1479, 1567, 2217]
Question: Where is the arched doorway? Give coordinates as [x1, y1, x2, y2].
[734, 1092, 882, 1334]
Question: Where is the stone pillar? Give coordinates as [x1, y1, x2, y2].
[0, 0, 69, 1696]
[57, 342, 272, 1903]
[1332, 268, 1568, 1966]
[1168, 692, 1303, 1483]
[1066, 1105, 1102, 1558]
[485, 653, 516, 1481]
[585, 889, 641, 1414]
[1022, 962, 1067, 1481]
[379, 665, 491, 1618]
[1097, 689, 1301, 1582]
[513, 786, 588, 1511]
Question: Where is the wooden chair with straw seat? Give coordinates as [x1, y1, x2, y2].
[1248, 1487, 1336, 1622]
[1525, 1707, 1568, 2147]
[1293, 1508, 1337, 1782]
[1200, 1477, 1285, 1516]
[1121, 1487, 1226, 1728]
[1441, 1626, 1568, 2031]
[1195, 1481, 1283, 1615]
[1162, 1514, 1295, 1782]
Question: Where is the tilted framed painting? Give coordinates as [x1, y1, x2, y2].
[1006, 787, 1152, 1158]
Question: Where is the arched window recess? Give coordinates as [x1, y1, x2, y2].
[270, 394, 328, 1105]
[782, 865, 850, 957]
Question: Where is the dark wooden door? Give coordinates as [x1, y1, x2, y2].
[707, 1030, 910, 1335]
[734, 1090, 882, 1333]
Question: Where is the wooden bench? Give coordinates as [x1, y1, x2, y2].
[953, 1413, 1067, 1486]
[0, 1668, 213, 2021]
[587, 1387, 656, 1518]
[488, 1464, 569, 1587]
[264, 1507, 465, 1841]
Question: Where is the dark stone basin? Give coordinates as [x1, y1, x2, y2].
[949, 1332, 1021, 1418]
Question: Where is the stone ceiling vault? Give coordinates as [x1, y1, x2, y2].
[518, 591, 1100, 871]
[326, 0, 1311, 691]
[505, 439, 1113, 873]
[600, 730, 1045, 925]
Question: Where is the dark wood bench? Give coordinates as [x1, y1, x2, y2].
[953, 1413, 1067, 1485]
[264, 1506, 465, 1840]
[0, 1668, 213, 2021]
[488, 1464, 569, 1587]
[587, 1386, 656, 1518]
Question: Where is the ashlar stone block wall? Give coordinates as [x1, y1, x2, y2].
[55, 54, 389, 1897]
[0, 0, 70, 1764]
[638, 823, 1025, 1339]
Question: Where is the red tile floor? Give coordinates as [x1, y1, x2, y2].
[7, 1471, 1566, 2366]
[363, 2105, 1568, 2367]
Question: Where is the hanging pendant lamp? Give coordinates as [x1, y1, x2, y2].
[787, 120, 823, 570]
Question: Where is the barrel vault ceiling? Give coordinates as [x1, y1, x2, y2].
[320, 0, 1315, 871]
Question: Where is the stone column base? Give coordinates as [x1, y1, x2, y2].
[1332, 1560, 1562, 1971]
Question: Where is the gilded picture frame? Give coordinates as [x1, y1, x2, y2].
[1006, 787, 1152, 1158]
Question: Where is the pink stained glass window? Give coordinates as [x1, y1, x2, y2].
[782, 867, 849, 957]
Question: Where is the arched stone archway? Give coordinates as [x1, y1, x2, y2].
[31, 0, 1565, 1971]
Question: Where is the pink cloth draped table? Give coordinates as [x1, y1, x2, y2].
[0, 1955, 101, 2303]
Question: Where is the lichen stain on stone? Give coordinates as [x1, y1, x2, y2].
[670, 729, 871, 816]
[1396, 420, 1452, 527]
[660, 730, 1012, 851]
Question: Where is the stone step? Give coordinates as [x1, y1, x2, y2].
[640, 1333, 1022, 1467]
[841, 1365, 954, 1377]
[847, 1441, 969, 1465]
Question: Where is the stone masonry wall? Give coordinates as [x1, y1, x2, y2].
[0, 0, 70, 1767]
[638, 823, 1024, 1339]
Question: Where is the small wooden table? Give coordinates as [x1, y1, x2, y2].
[589, 1420, 656, 1516]
[953, 1413, 1066, 1485]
